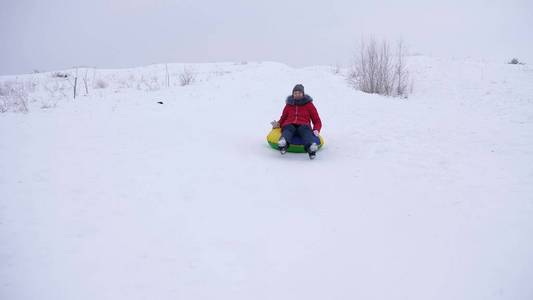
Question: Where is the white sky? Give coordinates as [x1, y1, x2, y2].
[1, 0, 532, 75]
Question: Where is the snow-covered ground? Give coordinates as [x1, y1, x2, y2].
[1, 57, 532, 300]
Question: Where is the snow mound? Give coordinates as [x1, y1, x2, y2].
[1, 56, 532, 300]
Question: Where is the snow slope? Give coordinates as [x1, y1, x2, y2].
[1, 57, 532, 300]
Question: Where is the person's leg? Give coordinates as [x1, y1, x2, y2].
[296, 125, 316, 153]
[281, 124, 297, 146]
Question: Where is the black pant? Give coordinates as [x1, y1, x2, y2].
[282, 124, 316, 153]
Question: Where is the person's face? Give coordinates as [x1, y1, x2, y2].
[293, 91, 303, 99]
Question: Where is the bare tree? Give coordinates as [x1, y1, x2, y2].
[348, 38, 411, 98]
[393, 41, 410, 98]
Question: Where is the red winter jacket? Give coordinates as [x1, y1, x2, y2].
[278, 95, 322, 132]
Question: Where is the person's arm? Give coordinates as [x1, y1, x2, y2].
[309, 102, 322, 132]
[278, 105, 288, 127]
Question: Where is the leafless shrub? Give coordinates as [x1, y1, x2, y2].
[94, 79, 108, 89]
[29, 79, 38, 93]
[118, 78, 133, 89]
[508, 58, 525, 65]
[331, 63, 342, 75]
[127, 75, 136, 88]
[40, 101, 57, 110]
[44, 81, 68, 99]
[0, 81, 30, 113]
[179, 67, 195, 86]
[52, 72, 69, 78]
[212, 67, 230, 77]
[348, 38, 411, 98]
[0, 83, 7, 97]
[214, 69, 224, 76]
[150, 76, 161, 90]
[138, 75, 161, 91]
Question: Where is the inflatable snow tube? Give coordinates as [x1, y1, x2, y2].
[266, 128, 324, 153]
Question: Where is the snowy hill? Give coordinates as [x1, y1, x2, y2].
[1, 57, 532, 300]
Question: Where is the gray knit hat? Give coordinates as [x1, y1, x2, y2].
[292, 84, 304, 94]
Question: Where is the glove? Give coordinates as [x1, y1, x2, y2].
[271, 120, 280, 129]
[313, 130, 320, 136]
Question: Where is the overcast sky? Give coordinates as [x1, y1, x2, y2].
[1, 0, 532, 75]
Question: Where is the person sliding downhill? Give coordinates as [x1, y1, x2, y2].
[271, 84, 322, 159]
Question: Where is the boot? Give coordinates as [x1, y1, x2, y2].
[308, 143, 318, 159]
[278, 137, 288, 155]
